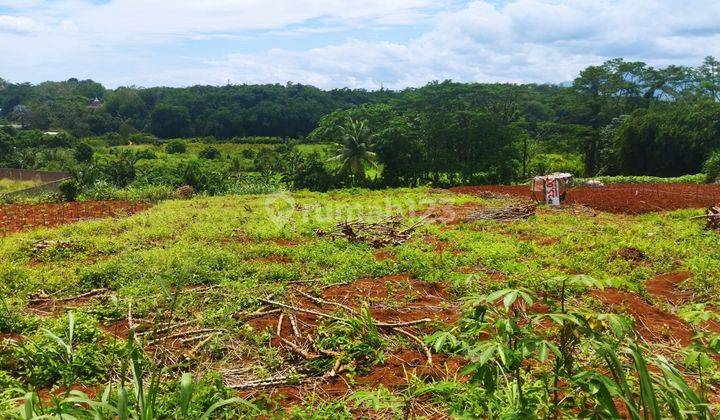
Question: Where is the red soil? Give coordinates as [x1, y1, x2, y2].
[0, 200, 152, 235]
[645, 271, 693, 305]
[245, 274, 464, 406]
[257, 349, 466, 410]
[592, 288, 694, 346]
[451, 183, 720, 214]
[373, 249, 397, 261]
[424, 202, 484, 225]
[592, 271, 718, 348]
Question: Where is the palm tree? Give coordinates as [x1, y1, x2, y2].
[329, 118, 377, 184]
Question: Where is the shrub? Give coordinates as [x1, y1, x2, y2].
[199, 146, 221, 160]
[58, 179, 80, 202]
[73, 142, 94, 163]
[704, 151, 720, 183]
[529, 153, 584, 177]
[134, 149, 157, 161]
[166, 140, 187, 154]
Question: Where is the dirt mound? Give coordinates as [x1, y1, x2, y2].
[592, 288, 693, 346]
[612, 247, 649, 264]
[322, 274, 461, 326]
[646, 271, 692, 305]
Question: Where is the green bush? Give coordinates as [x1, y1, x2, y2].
[575, 174, 706, 185]
[199, 145, 221, 160]
[704, 151, 720, 183]
[134, 148, 157, 161]
[165, 140, 187, 154]
[73, 142, 94, 163]
[58, 179, 80, 202]
[529, 153, 584, 177]
[8, 313, 123, 389]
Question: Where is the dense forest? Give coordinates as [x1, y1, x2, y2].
[1, 57, 720, 188]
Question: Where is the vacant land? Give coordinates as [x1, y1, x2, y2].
[452, 183, 720, 214]
[1, 188, 719, 417]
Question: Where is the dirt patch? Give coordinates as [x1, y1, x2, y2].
[646, 271, 693, 306]
[451, 183, 720, 214]
[373, 249, 397, 262]
[248, 349, 466, 412]
[422, 235, 463, 255]
[0, 332, 23, 342]
[100, 319, 131, 340]
[425, 202, 484, 225]
[252, 255, 293, 264]
[320, 274, 460, 325]
[535, 237, 559, 246]
[270, 238, 302, 247]
[592, 288, 694, 346]
[37, 384, 104, 404]
[612, 247, 649, 264]
[0, 201, 152, 235]
[243, 274, 463, 406]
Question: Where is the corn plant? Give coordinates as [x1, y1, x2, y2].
[2, 332, 255, 419]
[574, 341, 715, 419]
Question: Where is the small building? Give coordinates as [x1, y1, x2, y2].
[88, 98, 102, 110]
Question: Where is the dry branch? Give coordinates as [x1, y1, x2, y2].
[393, 327, 432, 366]
[296, 290, 357, 315]
[138, 319, 197, 336]
[147, 328, 224, 344]
[279, 337, 319, 360]
[227, 374, 310, 390]
[288, 314, 301, 337]
[29, 287, 109, 304]
[260, 298, 430, 328]
[276, 312, 285, 337]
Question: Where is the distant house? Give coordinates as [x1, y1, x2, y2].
[88, 98, 102, 110]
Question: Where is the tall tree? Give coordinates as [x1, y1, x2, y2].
[329, 118, 377, 183]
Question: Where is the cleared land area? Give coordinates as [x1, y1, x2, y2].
[1, 188, 719, 417]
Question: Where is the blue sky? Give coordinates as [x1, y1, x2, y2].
[1, 0, 719, 89]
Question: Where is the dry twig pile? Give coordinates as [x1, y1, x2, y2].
[315, 215, 425, 248]
[705, 204, 720, 231]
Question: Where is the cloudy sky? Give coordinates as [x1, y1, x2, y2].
[1, 0, 718, 89]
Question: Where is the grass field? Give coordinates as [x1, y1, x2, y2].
[0, 179, 44, 194]
[1, 188, 719, 418]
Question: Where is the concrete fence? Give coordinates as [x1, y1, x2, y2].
[0, 168, 70, 182]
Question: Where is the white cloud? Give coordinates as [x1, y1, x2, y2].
[1, 0, 720, 88]
[0, 15, 42, 33]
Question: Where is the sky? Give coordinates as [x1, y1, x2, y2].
[1, 0, 719, 89]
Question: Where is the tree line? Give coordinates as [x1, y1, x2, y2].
[0, 80, 394, 139]
[312, 57, 720, 184]
[2, 56, 720, 185]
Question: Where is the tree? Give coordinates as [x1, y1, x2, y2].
[199, 145, 221, 159]
[25, 104, 52, 130]
[150, 105, 191, 138]
[697, 56, 720, 101]
[74, 142, 94, 163]
[11, 105, 28, 128]
[104, 89, 147, 121]
[165, 140, 187, 154]
[329, 118, 376, 183]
